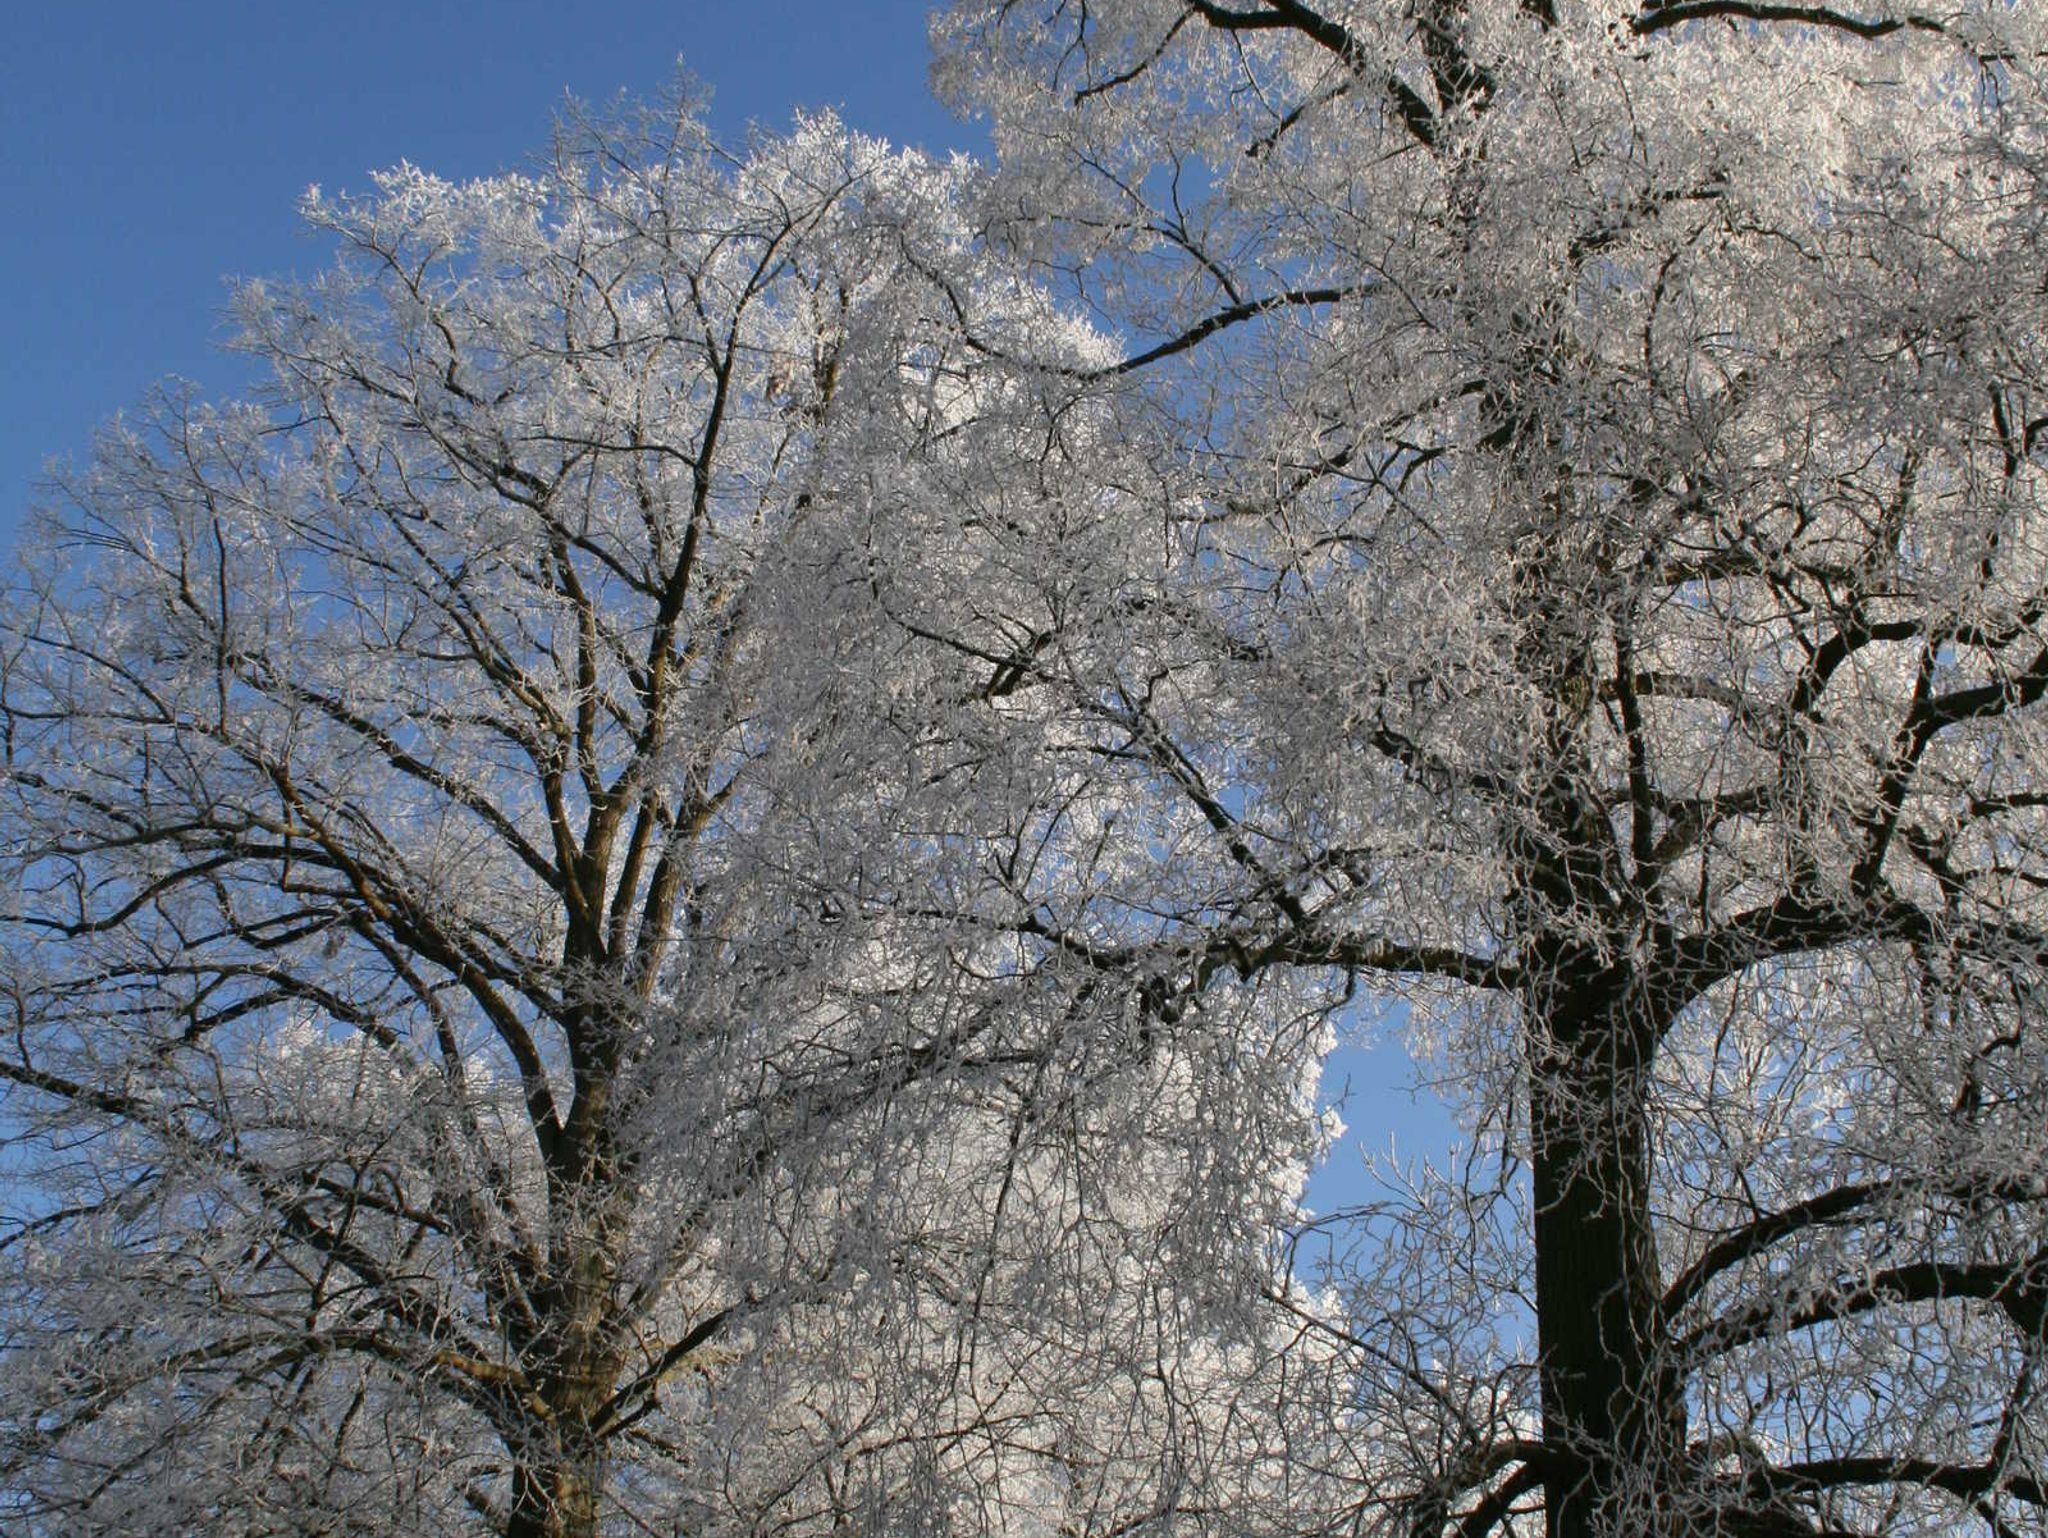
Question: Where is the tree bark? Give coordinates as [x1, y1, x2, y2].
[505, 1004, 630, 1538]
[1527, 959, 1684, 1538]
[506, 1448, 605, 1538]
[503, 1249, 623, 1538]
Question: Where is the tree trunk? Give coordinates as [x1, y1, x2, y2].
[506, 1443, 605, 1538]
[502, 1299, 619, 1538]
[505, 1134, 630, 1538]
[1528, 967, 1684, 1538]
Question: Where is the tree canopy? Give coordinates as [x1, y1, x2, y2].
[7, 5, 2048, 1537]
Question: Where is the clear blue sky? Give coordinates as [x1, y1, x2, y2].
[0, 0, 1456, 1214]
[0, 1, 966, 553]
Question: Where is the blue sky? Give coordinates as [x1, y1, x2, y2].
[1, 0, 1457, 1212]
[1, 1, 964, 553]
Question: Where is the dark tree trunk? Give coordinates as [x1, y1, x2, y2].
[1506, 567, 1691, 1536]
[505, 1000, 631, 1538]
[506, 1443, 605, 1538]
[502, 1251, 624, 1538]
[1527, 959, 1685, 1538]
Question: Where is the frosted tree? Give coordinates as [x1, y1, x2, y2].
[0, 95, 1330, 1538]
[927, 2, 2048, 1535]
